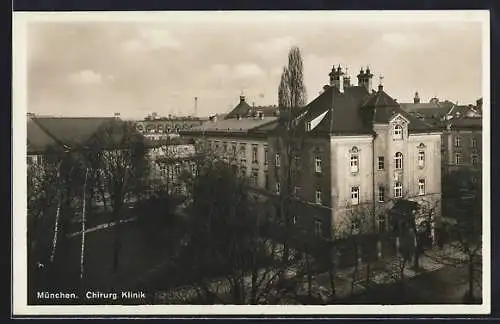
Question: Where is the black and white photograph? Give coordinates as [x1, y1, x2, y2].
[13, 10, 490, 315]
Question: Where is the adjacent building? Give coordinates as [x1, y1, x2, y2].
[134, 113, 205, 142]
[400, 94, 483, 173]
[181, 96, 279, 190]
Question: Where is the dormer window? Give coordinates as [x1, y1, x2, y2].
[393, 125, 403, 140]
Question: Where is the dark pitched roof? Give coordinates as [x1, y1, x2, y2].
[27, 117, 132, 153]
[296, 85, 373, 136]
[291, 85, 438, 137]
[448, 116, 482, 129]
[27, 118, 59, 153]
[224, 97, 279, 119]
[224, 99, 253, 119]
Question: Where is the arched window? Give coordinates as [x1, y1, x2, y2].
[394, 125, 403, 139]
[394, 152, 403, 170]
[394, 182, 403, 198]
[418, 151, 425, 168]
[350, 146, 359, 173]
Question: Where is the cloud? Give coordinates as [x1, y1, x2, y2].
[123, 27, 182, 52]
[253, 36, 296, 59]
[68, 69, 109, 85]
[233, 63, 266, 79]
[381, 32, 429, 49]
[210, 64, 230, 77]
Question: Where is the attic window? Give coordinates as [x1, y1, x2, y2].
[393, 125, 403, 140]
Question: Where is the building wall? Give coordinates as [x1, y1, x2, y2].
[202, 135, 269, 189]
[442, 128, 482, 172]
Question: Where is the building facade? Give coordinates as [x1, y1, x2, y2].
[268, 66, 442, 242]
[181, 95, 279, 190]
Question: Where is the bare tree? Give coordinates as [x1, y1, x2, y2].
[86, 119, 149, 273]
[160, 153, 308, 304]
[442, 169, 482, 302]
[275, 46, 308, 263]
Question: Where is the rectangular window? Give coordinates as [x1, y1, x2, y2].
[418, 179, 425, 196]
[223, 142, 228, 153]
[394, 182, 403, 198]
[27, 156, 33, 165]
[264, 170, 269, 189]
[351, 186, 360, 205]
[276, 182, 280, 195]
[471, 154, 479, 166]
[231, 142, 237, 155]
[275, 153, 281, 167]
[252, 144, 258, 163]
[264, 146, 268, 165]
[191, 164, 197, 176]
[378, 156, 384, 170]
[315, 189, 322, 205]
[350, 154, 359, 173]
[214, 141, 220, 151]
[418, 151, 425, 168]
[471, 137, 477, 148]
[314, 220, 322, 237]
[174, 164, 181, 176]
[251, 169, 259, 185]
[455, 136, 461, 147]
[240, 166, 247, 177]
[240, 144, 246, 161]
[294, 186, 301, 198]
[378, 186, 385, 202]
[455, 153, 463, 165]
[315, 156, 322, 173]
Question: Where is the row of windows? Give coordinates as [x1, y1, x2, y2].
[207, 140, 269, 165]
[455, 136, 478, 148]
[275, 179, 427, 206]
[455, 153, 480, 165]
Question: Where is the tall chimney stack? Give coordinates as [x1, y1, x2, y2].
[194, 96, 198, 116]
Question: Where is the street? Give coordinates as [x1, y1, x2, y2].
[340, 262, 482, 304]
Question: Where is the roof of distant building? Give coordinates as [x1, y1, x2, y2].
[27, 116, 137, 154]
[183, 116, 278, 136]
[224, 96, 279, 119]
[448, 116, 482, 129]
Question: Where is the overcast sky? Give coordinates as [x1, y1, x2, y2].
[26, 12, 484, 119]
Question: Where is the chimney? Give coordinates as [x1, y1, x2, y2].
[378, 83, 384, 92]
[414, 91, 420, 104]
[328, 64, 344, 92]
[343, 73, 351, 88]
[240, 95, 246, 103]
[114, 112, 121, 118]
[357, 66, 373, 91]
